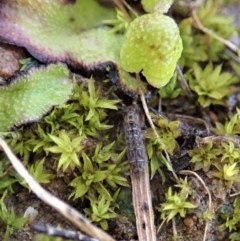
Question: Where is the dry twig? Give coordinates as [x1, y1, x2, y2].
[176, 65, 193, 98]
[123, 104, 156, 241]
[32, 223, 99, 241]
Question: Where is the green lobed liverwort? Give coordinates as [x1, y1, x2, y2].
[0, 63, 73, 132]
[120, 12, 183, 88]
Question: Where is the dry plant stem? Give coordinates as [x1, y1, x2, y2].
[179, 170, 212, 241]
[0, 137, 115, 241]
[123, 104, 156, 241]
[165, 112, 211, 134]
[176, 65, 193, 98]
[201, 135, 240, 148]
[164, 151, 179, 182]
[172, 217, 177, 241]
[32, 223, 99, 241]
[157, 218, 166, 234]
[230, 191, 240, 197]
[121, 0, 139, 17]
[0, 165, 13, 179]
[158, 96, 162, 112]
[130, 158, 156, 241]
[191, 10, 239, 54]
[135, 74, 159, 139]
[113, 0, 132, 23]
[178, 171, 212, 210]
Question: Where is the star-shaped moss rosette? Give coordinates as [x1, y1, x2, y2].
[0, 63, 72, 132]
[120, 13, 183, 88]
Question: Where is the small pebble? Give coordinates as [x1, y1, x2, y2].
[23, 206, 38, 228]
[184, 217, 194, 230]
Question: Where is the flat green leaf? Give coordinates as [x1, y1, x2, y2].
[101, 213, 118, 219]
[74, 184, 89, 199]
[0, 1, 122, 66]
[99, 197, 109, 214]
[82, 152, 93, 173]
[100, 220, 108, 230]
[48, 134, 69, 150]
[57, 152, 71, 169]
[29, 158, 54, 184]
[93, 183, 112, 201]
[70, 177, 89, 199]
[96, 99, 118, 110]
[120, 13, 182, 88]
[0, 64, 72, 131]
[46, 146, 65, 154]
[93, 171, 107, 182]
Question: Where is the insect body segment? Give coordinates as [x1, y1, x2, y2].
[123, 106, 147, 174]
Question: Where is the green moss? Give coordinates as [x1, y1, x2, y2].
[158, 184, 197, 222]
[186, 63, 236, 107]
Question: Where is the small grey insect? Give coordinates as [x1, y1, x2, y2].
[123, 105, 147, 174]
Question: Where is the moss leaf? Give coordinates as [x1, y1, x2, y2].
[0, 63, 72, 131]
